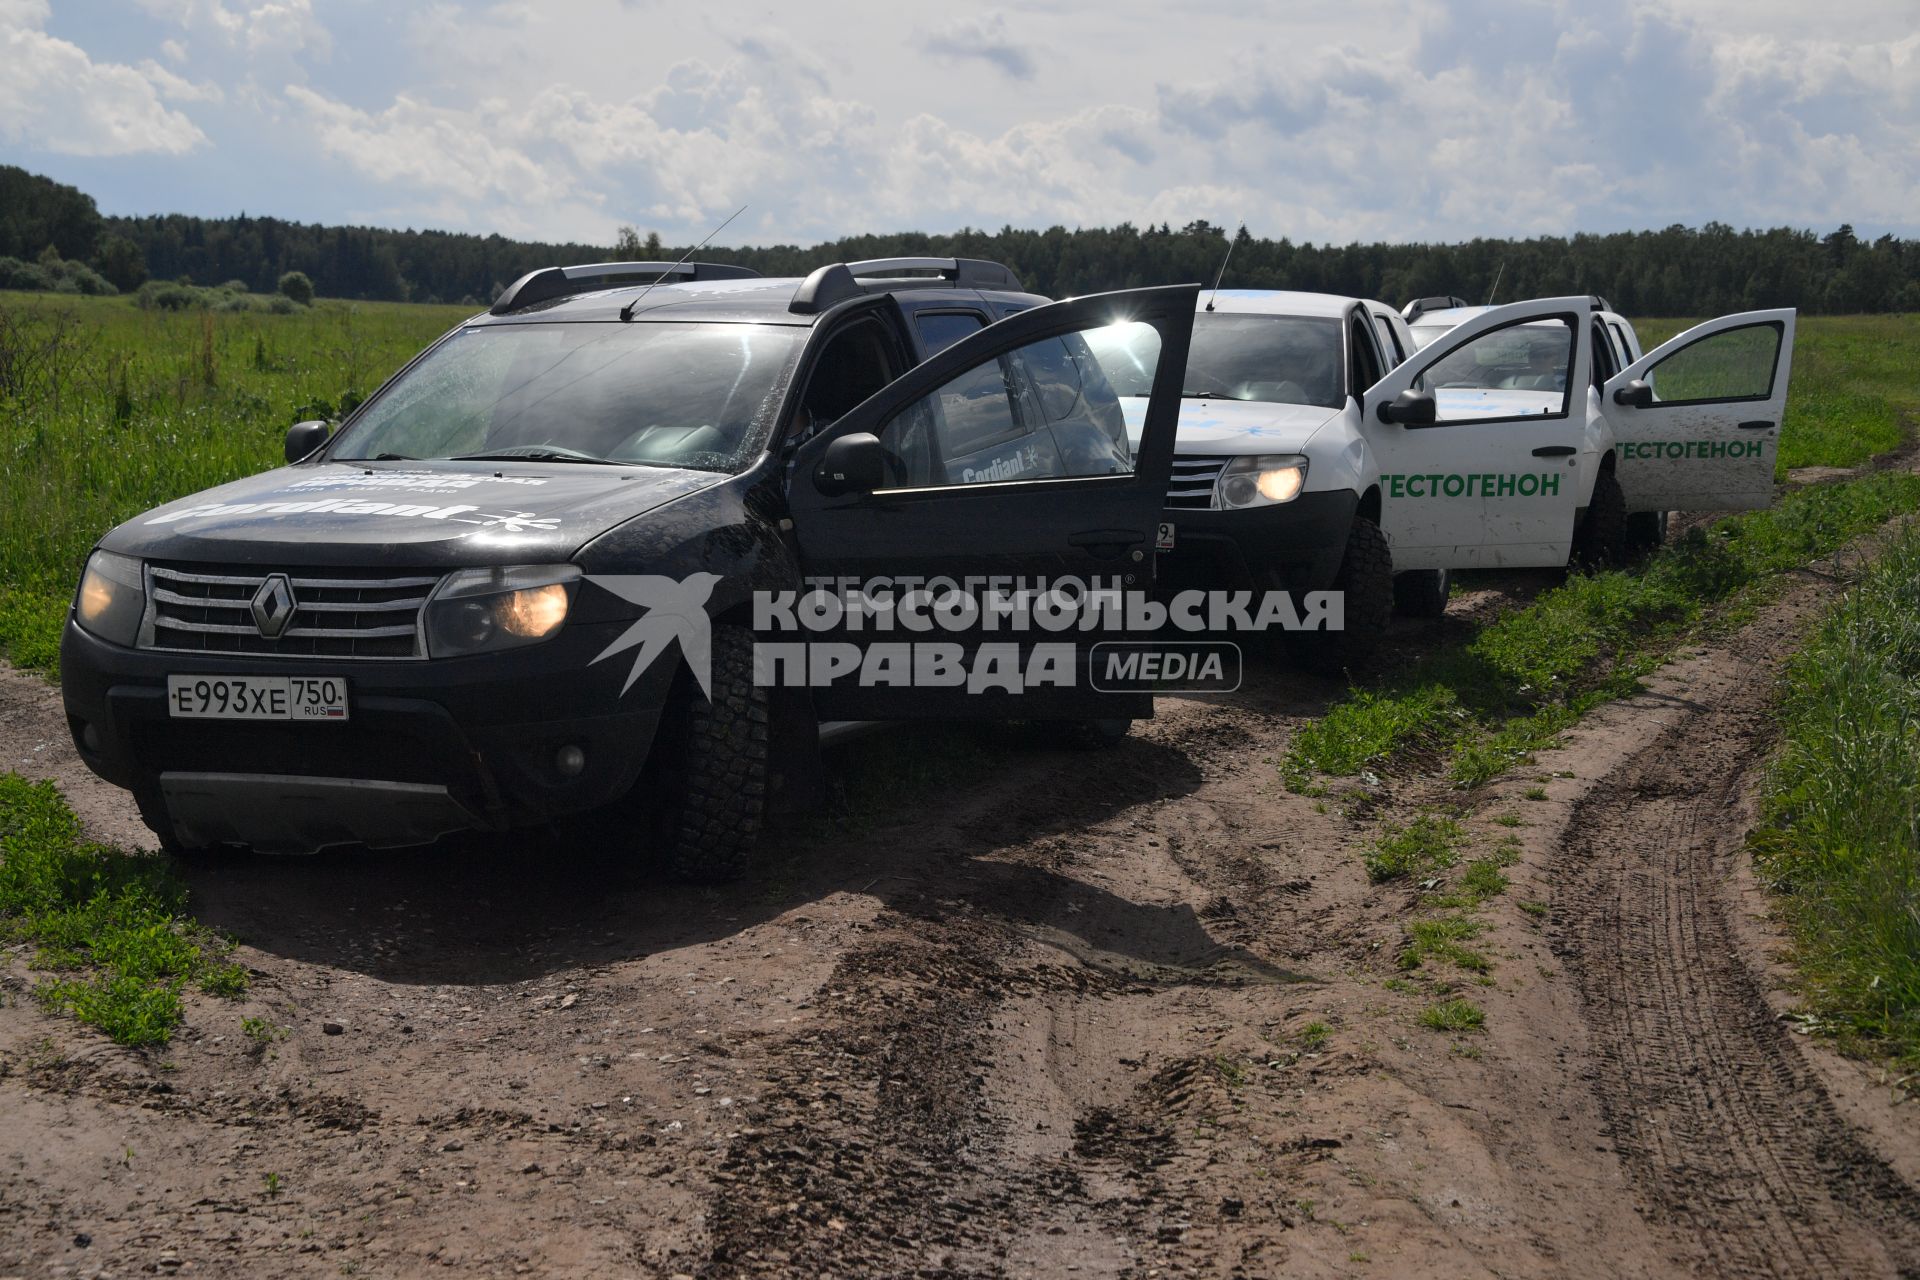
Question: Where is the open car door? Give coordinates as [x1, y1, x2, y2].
[786, 285, 1198, 722]
[1360, 297, 1593, 570]
[1602, 310, 1796, 512]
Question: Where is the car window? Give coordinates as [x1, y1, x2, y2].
[1414, 318, 1575, 424]
[915, 311, 986, 355]
[333, 322, 803, 472]
[1371, 313, 1406, 365]
[1644, 322, 1782, 403]
[1590, 319, 1617, 390]
[1609, 320, 1637, 362]
[1349, 315, 1384, 398]
[878, 323, 1156, 490]
[1088, 313, 1341, 408]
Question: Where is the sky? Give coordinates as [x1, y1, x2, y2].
[3, 0, 1918, 247]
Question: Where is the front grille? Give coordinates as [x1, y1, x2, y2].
[143, 564, 441, 660]
[1166, 455, 1230, 510]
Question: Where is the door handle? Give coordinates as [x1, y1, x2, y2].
[1737, 420, 1775, 431]
[1069, 529, 1140, 559]
[1531, 445, 1577, 458]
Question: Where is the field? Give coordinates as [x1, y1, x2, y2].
[0, 294, 471, 670]
[0, 298, 1913, 673]
[3, 293, 1920, 1276]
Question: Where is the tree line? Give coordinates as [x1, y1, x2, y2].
[3, 165, 1915, 314]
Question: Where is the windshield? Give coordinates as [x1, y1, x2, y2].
[1085, 313, 1344, 408]
[333, 322, 804, 472]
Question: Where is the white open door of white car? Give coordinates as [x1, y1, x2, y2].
[1602, 309, 1796, 512]
[1362, 297, 1592, 570]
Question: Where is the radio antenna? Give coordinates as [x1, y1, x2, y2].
[1204, 222, 1242, 312]
[1485, 261, 1506, 306]
[620, 204, 748, 320]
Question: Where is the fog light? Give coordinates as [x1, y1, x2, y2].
[81, 722, 102, 752]
[554, 744, 586, 778]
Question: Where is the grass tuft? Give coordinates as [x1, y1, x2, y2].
[1756, 522, 1920, 1068]
[1286, 472, 1920, 792]
[0, 774, 241, 1046]
[1363, 813, 1467, 883]
[1419, 999, 1486, 1032]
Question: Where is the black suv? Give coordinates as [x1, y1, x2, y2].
[62, 258, 1196, 878]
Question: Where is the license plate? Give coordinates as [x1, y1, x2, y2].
[166, 675, 350, 721]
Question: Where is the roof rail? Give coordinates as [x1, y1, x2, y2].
[1589, 294, 1614, 314]
[1402, 294, 1473, 322]
[491, 260, 761, 315]
[789, 256, 1023, 315]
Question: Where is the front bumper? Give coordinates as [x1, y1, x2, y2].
[60, 618, 670, 852]
[1153, 489, 1359, 594]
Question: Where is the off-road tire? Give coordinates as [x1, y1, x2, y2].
[1392, 567, 1451, 619]
[1572, 468, 1627, 571]
[1290, 517, 1393, 676]
[1625, 509, 1668, 556]
[658, 624, 768, 883]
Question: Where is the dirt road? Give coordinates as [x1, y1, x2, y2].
[3, 565, 1917, 1278]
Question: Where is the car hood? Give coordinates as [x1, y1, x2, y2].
[1120, 397, 1344, 455]
[100, 460, 727, 567]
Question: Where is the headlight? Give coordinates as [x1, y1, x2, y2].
[75, 550, 145, 646]
[1217, 455, 1309, 510]
[425, 565, 580, 657]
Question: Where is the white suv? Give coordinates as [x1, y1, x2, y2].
[1092, 290, 1796, 664]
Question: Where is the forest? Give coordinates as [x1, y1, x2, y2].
[2, 164, 1915, 315]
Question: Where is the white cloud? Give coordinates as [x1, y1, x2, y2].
[922, 12, 1037, 81]
[129, 0, 329, 57]
[0, 0, 208, 156]
[12, 0, 1920, 242]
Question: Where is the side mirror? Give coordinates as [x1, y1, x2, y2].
[813, 432, 887, 497]
[1377, 388, 1437, 426]
[1612, 379, 1653, 409]
[284, 419, 332, 463]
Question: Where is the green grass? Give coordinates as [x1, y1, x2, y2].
[1418, 998, 1485, 1032]
[1287, 472, 1920, 791]
[0, 293, 472, 672]
[0, 773, 244, 1045]
[1363, 813, 1466, 883]
[1636, 315, 1918, 475]
[1400, 916, 1489, 973]
[1755, 522, 1920, 1069]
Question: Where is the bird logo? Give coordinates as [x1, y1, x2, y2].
[586, 573, 724, 699]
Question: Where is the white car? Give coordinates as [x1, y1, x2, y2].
[1090, 289, 1429, 666]
[1372, 295, 1796, 566]
[1092, 290, 1796, 663]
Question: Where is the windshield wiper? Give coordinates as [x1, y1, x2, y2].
[1181, 389, 1235, 400]
[449, 448, 620, 465]
[373, 452, 417, 461]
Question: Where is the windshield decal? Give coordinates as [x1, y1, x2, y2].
[144, 498, 562, 530]
[281, 472, 550, 494]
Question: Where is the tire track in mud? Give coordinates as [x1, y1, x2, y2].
[1555, 599, 1920, 1278]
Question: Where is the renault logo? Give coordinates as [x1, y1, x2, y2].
[250, 574, 297, 639]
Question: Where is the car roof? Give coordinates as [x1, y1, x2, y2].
[1412, 304, 1633, 330]
[468, 278, 1050, 327]
[1198, 289, 1387, 319]
[469, 259, 1049, 327]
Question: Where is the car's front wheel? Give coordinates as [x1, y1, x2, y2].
[1393, 567, 1451, 618]
[1626, 509, 1668, 555]
[1290, 516, 1394, 675]
[651, 623, 768, 883]
[1572, 469, 1627, 570]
